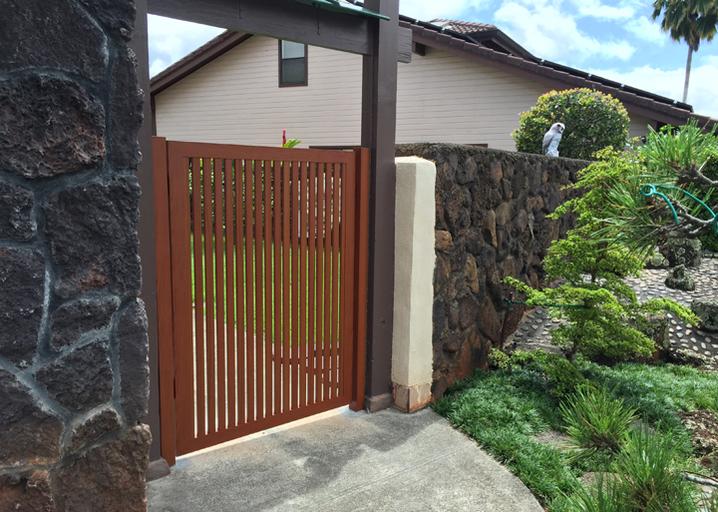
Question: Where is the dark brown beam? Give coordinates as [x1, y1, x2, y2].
[361, 0, 399, 410]
[132, 0, 168, 476]
[148, 0, 372, 55]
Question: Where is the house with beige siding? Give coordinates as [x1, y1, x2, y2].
[152, 17, 704, 151]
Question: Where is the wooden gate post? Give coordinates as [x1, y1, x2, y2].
[152, 137, 177, 466]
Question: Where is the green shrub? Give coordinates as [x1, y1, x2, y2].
[506, 350, 586, 399]
[513, 88, 630, 160]
[506, 145, 698, 363]
[560, 386, 636, 459]
[612, 429, 697, 512]
[554, 476, 627, 512]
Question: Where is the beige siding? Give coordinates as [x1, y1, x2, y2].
[396, 48, 549, 149]
[155, 36, 363, 147]
[155, 36, 657, 151]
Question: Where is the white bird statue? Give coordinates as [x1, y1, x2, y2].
[542, 122, 565, 157]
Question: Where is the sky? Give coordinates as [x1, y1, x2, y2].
[148, 0, 718, 117]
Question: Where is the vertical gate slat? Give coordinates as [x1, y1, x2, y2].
[340, 161, 356, 401]
[308, 162, 317, 405]
[273, 161, 282, 416]
[330, 163, 341, 398]
[320, 164, 331, 402]
[254, 159, 265, 420]
[167, 151, 193, 451]
[202, 157, 216, 434]
[292, 161, 301, 410]
[263, 160, 273, 416]
[299, 160, 308, 406]
[245, 159, 256, 423]
[191, 157, 206, 438]
[235, 159, 246, 425]
[282, 162, 291, 413]
[225, 159, 236, 429]
[214, 159, 227, 433]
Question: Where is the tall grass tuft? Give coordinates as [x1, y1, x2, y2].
[561, 386, 636, 459]
[612, 429, 697, 512]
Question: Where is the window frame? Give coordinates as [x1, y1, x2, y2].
[278, 40, 308, 88]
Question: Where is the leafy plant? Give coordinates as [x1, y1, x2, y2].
[513, 88, 630, 160]
[555, 476, 628, 512]
[506, 140, 699, 362]
[612, 429, 697, 512]
[560, 386, 636, 458]
[503, 350, 586, 399]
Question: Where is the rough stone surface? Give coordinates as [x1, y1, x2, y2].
[109, 48, 143, 170]
[0, 370, 63, 467]
[35, 340, 113, 413]
[49, 295, 120, 350]
[645, 249, 669, 269]
[665, 264, 696, 291]
[0, 470, 54, 512]
[2, 1, 150, 507]
[78, 0, 136, 41]
[52, 425, 151, 512]
[118, 300, 150, 424]
[0, 247, 44, 367]
[0, 180, 36, 241]
[693, 299, 718, 333]
[0, 75, 105, 179]
[661, 237, 702, 268]
[0, 0, 107, 80]
[44, 176, 141, 299]
[397, 144, 588, 396]
[67, 407, 122, 453]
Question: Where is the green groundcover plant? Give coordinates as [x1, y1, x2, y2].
[513, 88, 630, 160]
[435, 351, 718, 510]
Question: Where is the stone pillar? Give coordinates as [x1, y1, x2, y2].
[0, 1, 150, 510]
[391, 157, 436, 412]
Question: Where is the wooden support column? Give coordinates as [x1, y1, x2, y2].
[131, 0, 169, 478]
[361, 0, 399, 411]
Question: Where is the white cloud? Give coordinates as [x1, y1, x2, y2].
[624, 15, 666, 45]
[569, 0, 634, 20]
[589, 56, 718, 117]
[399, 0, 491, 21]
[148, 15, 224, 76]
[495, 1, 636, 62]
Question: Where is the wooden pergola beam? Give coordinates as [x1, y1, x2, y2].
[148, 0, 373, 55]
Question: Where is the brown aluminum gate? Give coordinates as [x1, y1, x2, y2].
[153, 138, 370, 464]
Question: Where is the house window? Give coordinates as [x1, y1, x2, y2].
[279, 40, 307, 87]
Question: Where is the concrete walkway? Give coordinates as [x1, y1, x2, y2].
[148, 408, 542, 512]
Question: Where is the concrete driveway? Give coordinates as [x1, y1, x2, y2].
[148, 408, 542, 512]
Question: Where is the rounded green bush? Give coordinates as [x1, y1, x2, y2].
[513, 88, 631, 160]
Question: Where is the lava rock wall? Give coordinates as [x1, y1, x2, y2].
[396, 144, 587, 397]
[0, 1, 150, 510]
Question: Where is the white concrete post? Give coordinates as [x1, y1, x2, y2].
[392, 157, 436, 412]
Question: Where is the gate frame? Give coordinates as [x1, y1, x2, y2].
[131, 0, 400, 469]
[152, 137, 370, 465]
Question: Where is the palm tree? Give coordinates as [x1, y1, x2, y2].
[652, 0, 718, 103]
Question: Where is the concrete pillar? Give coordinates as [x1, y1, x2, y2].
[392, 157, 436, 412]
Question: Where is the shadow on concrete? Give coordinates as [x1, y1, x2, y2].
[147, 408, 542, 512]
